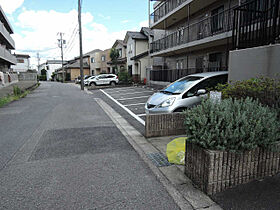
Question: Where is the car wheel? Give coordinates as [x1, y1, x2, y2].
[90, 82, 96, 87]
[110, 81, 116, 87]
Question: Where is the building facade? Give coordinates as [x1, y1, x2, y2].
[149, 0, 240, 84]
[107, 40, 127, 74]
[124, 28, 151, 82]
[87, 49, 111, 75]
[11, 54, 30, 73]
[0, 5, 16, 73]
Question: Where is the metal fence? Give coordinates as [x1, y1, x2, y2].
[233, 0, 280, 49]
[151, 8, 234, 54]
[150, 0, 188, 24]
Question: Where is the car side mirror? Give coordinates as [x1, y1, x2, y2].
[196, 89, 207, 96]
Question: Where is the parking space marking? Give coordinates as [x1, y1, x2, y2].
[117, 96, 150, 101]
[124, 103, 146, 107]
[100, 89, 145, 126]
[137, 114, 146, 117]
[114, 91, 153, 95]
[105, 88, 140, 93]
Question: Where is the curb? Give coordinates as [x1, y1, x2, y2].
[94, 97, 223, 210]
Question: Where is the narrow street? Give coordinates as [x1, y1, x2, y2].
[0, 82, 179, 209]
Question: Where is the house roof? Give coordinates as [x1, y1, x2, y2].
[107, 57, 127, 65]
[14, 54, 30, 59]
[130, 51, 149, 61]
[113, 40, 127, 48]
[46, 60, 65, 65]
[84, 49, 102, 56]
[127, 31, 148, 40]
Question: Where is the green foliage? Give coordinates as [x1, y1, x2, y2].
[13, 86, 22, 96]
[110, 48, 120, 72]
[118, 69, 132, 84]
[184, 98, 280, 152]
[216, 77, 280, 110]
[39, 75, 47, 81]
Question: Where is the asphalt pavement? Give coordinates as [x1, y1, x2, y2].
[0, 82, 179, 209]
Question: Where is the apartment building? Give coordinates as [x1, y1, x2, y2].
[148, 0, 240, 84]
[0, 6, 16, 73]
[11, 54, 30, 73]
[107, 40, 127, 74]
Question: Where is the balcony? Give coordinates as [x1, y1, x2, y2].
[0, 45, 16, 65]
[233, 0, 280, 49]
[150, 8, 234, 56]
[0, 22, 15, 49]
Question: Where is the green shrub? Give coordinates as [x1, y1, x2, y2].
[184, 98, 280, 152]
[13, 86, 22, 96]
[117, 69, 132, 84]
[216, 77, 280, 110]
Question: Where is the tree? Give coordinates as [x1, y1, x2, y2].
[110, 48, 119, 74]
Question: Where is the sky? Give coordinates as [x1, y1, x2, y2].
[0, 0, 149, 69]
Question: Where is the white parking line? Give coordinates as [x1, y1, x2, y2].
[114, 91, 153, 95]
[137, 114, 146, 117]
[124, 103, 146, 107]
[100, 89, 145, 126]
[117, 96, 150, 101]
[105, 88, 140, 93]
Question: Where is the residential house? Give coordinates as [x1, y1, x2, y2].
[0, 5, 17, 86]
[148, 0, 240, 85]
[37, 60, 63, 80]
[88, 49, 111, 75]
[125, 27, 151, 82]
[11, 54, 30, 73]
[107, 40, 127, 74]
[55, 56, 90, 81]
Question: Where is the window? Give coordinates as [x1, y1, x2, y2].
[17, 59, 24, 63]
[211, 6, 224, 33]
[101, 55, 105, 62]
[184, 74, 228, 98]
[129, 44, 133, 53]
[118, 49, 122, 58]
[91, 57, 95, 63]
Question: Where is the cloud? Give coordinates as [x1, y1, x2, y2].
[98, 14, 111, 20]
[0, 0, 24, 14]
[12, 9, 128, 66]
[139, 20, 149, 28]
[121, 20, 130, 24]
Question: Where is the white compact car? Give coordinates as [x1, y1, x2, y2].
[84, 76, 95, 86]
[88, 74, 119, 86]
[145, 71, 228, 114]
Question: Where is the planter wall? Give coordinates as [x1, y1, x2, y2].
[185, 142, 280, 195]
[145, 113, 185, 138]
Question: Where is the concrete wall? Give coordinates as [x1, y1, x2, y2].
[18, 73, 37, 81]
[229, 44, 280, 82]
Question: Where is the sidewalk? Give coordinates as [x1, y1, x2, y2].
[0, 81, 37, 98]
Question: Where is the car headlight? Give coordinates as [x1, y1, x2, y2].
[159, 97, 176, 108]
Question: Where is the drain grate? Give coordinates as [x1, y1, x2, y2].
[147, 152, 172, 167]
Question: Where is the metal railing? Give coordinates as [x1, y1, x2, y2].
[233, 0, 280, 49]
[149, 67, 227, 82]
[150, 0, 188, 24]
[0, 22, 15, 49]
[151, 9, 234, 54]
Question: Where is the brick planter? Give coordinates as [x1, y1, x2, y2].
[185, 142, 280, 195]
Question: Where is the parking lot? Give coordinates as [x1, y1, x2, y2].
[99, 86, 156, 126]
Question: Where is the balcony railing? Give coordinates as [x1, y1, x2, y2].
[150, 9, 234, 54]
[0, 22, 15, 49]
[233, 0, 280, 49]
[150, 0, 188, 24]
[0, 45, 17, 64]
[150, 67, 227, 83]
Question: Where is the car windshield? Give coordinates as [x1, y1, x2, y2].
[161, 76, 203, 94]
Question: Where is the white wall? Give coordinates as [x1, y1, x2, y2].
[229, 44, 280, 82]
[12, 57, 29, 72]
[46, 64, 61, 80]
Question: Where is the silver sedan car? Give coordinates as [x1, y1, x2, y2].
[145, 71, 228, 114]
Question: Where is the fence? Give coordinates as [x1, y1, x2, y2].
[18, 73, 37, 81]
[233, 0, 280, 49]
[151, 8, 234, 54]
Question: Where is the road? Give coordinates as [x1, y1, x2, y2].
[0, 82, 179, 209]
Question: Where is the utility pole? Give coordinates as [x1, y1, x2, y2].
[37, 52, 40, 73]
[78, 0, 84, 90]
[58, 33, 66, 82]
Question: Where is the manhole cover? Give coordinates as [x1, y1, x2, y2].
[147, 153, 172, 167]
